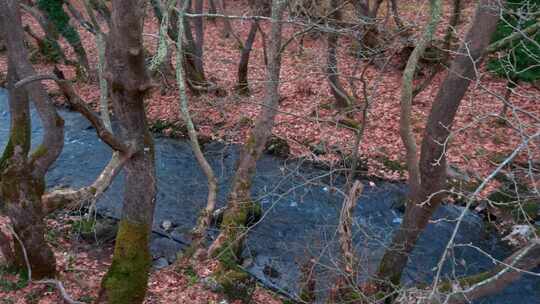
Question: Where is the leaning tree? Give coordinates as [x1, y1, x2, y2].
[206, 0, 287, 302]
[376, 0, 502, 288]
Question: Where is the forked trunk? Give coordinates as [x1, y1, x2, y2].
[0, 59, 56, 279]
[207, 1, 285, 301]
[236, 21, 258, 95]
[377, 0, 501, 287]
[0, 0, 64, 280]
[328, 0, 354, 108]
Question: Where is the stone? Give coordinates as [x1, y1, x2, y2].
[153, 257, 169, 269]
[150, 236, 184, 263]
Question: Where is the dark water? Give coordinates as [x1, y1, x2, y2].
[0, 89, 538, 303]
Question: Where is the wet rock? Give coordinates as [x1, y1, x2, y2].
[153, 257, 169, 269]
[170, 228, 192, 244]
[161, 219, 175, 231]
[264, 135, 290, 158]
[263, 264, 280, 279]
[150, 236, 184, 263]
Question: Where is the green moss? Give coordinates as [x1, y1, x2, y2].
[30, 145, 48, 160]
[264, 136, 290, 158]
[0, 116, 31, 171]
[438, 271, 493, 293]
[211, 199, 261, 302]
[215, 268, 254, 303]
[37, 0, 82, 47]
[72, 217, 96, 236]
[101, 220, 151, 304]
[238, 116, 253, 127]
[338, 118, 361, 131]
[0, 266, 29, 291]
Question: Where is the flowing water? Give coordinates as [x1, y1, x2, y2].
[0, 89, 538, 303]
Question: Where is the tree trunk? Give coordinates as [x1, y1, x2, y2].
[97, 0, 157, 303]
[218, 0, 234, 38]
[328, 0, 354, 109]
[235, 21, 258, 95]
[446, 240, 540, 303]
[376, 0, 501, 287]
[389, 0, 405, 30]
[0, 59, 56, 280]
[207, 0, 286, 301]
[0, 0, 65, 279]
[182, 1, 209, 94]
[330, 181, 364, 302]
[150, 0, 210, 94]
[208, 0, 217, 21]
[192, 0, 205, 74]
[89, 0, 112, 24]
[175, 0, 218, 259]
[20, 4, 67, 64]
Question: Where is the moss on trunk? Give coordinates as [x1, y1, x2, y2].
[210, 199, 260, 302]
[100, 220, 152, 304]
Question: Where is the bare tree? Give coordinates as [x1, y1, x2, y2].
[207, 0, 287, 301]
[0, 0, 64, 279]
[236, 0, 270, 95]
[97, 0, 157, 302]
[377, 0, 501, 288]
[327, 0, 355, 109]
[175, 0, 218, 259]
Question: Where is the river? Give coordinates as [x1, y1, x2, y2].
[0, 88, 538, 303]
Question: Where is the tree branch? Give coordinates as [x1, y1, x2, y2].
[14, 74, 131, 154]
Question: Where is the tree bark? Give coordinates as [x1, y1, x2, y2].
[97, 0, 157, 303]
[377, 0, 501, 287]
[175, 0, 218, 258]
[150, 0, 210, 95]
[217, 0, 234, 38]
[207, 0, 286, 301]
[446, 240, 540, 303]
[328, 0, 354, 109]
[192, 0, 205, 74]
[0, 0, 64, 278]
[236, 20, 259, 95]
[329, 181, 364, 302]
[0, 58, 56, 280]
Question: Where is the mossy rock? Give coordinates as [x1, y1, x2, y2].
[340, 154, 369, 175]
[264, 136, 290, 158]
[217, 200, 262, 230]
[238, 116, 254, 127]
[149, 119, 188, 138]
[71, 217, 118, 242]
[310, 140, 327, 156]
[374, 154, 406, 175]
[511, 201, 539, 222]
[215, 268, 255, 303]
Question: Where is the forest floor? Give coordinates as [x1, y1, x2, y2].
[0, 214, 281, 304]
[0, 0, 539, 302]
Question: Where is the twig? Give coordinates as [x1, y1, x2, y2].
[8, 225, 83, 304]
